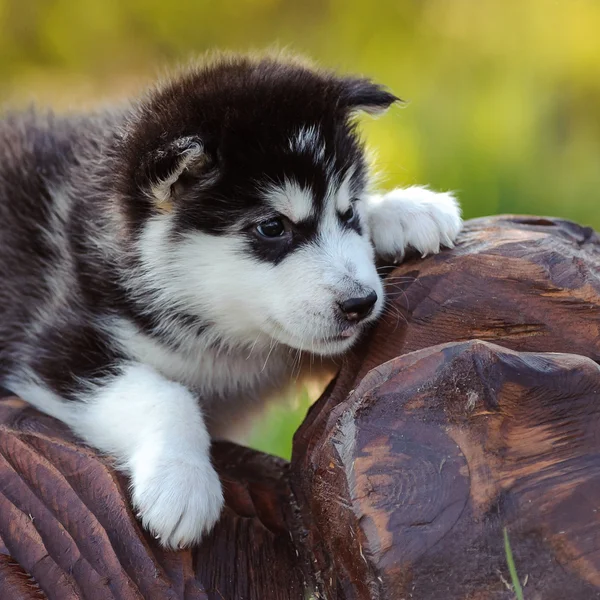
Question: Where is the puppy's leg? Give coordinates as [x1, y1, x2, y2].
[366, 186, 462, 261]
[14, 363, 223, 549]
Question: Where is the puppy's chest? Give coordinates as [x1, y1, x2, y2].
[117, 323, 291, 404]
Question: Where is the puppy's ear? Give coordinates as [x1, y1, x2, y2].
[340, 78, 400, 116]
[136, 136, 217, 214]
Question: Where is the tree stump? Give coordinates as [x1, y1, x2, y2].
[1, 215, 599, 599]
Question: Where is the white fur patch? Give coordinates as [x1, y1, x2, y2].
[149, 140, 205, 205]
[68, 363, 223, 549]
[334, 167, 357, 213]
[366, 186, 462, 260]
[262, 179, 315, 223]
[289, 125, 325, 161]
[6, 365, 223, 549]
[112, 318, 290, 408]
[4, 375, 77, 424]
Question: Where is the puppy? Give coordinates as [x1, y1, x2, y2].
[0, 53, 461, 548]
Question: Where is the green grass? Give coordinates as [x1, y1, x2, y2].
[246, 387, 314, 460]
[504, 527, 525, 600]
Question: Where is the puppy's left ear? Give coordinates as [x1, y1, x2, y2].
[340, 78, 400, 116]
[136, 136, 217, 214]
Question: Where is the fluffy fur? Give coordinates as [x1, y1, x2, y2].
[0, 53, 462, 548]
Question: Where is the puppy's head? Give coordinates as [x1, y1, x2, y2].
[117, 53, 398, 355]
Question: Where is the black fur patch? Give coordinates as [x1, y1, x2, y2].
[30, 320, 124, 400]
[245, 215, 322, 264]
[117, 55, 397, 239]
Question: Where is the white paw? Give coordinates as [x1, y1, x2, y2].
[367, 186, 462, 261]
[130, 454, 224, 550]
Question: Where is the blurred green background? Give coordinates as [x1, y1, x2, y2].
[1, 0, 598, 458]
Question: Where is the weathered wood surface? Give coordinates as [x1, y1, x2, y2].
[1, 215, 599, 599]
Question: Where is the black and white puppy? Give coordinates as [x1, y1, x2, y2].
[0, 54, 461, 548]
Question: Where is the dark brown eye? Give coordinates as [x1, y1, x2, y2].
[256, 218, 285, 238]
[341, 205, 355, 223]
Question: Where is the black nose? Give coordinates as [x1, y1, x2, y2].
[338, 291, 378, 322]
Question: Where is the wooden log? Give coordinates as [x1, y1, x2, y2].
[0, 215, 599, 599]
[0, 398, 303, 600]
[291, 341, 600, 599]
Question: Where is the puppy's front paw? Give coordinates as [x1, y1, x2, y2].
[367, 186, 462, 261]
[131, 454, 224, 549]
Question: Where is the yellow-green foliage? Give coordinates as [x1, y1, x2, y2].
[2, 0, 598, 457]
[1, 0, 598, 229]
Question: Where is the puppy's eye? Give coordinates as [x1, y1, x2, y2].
[341, 205, 355, 223]
[256, 218, 286, 238]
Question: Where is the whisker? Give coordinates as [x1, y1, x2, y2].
[382, 279, 418, 286]
[261, 337, 278, 373]
[246, 334, 261, 359]
[292, 348, 303, 379]
[384, 289, 411, 309]
[381, 308, 407, 330]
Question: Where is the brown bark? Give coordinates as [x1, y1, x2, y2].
[1, 215, 599, 599]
